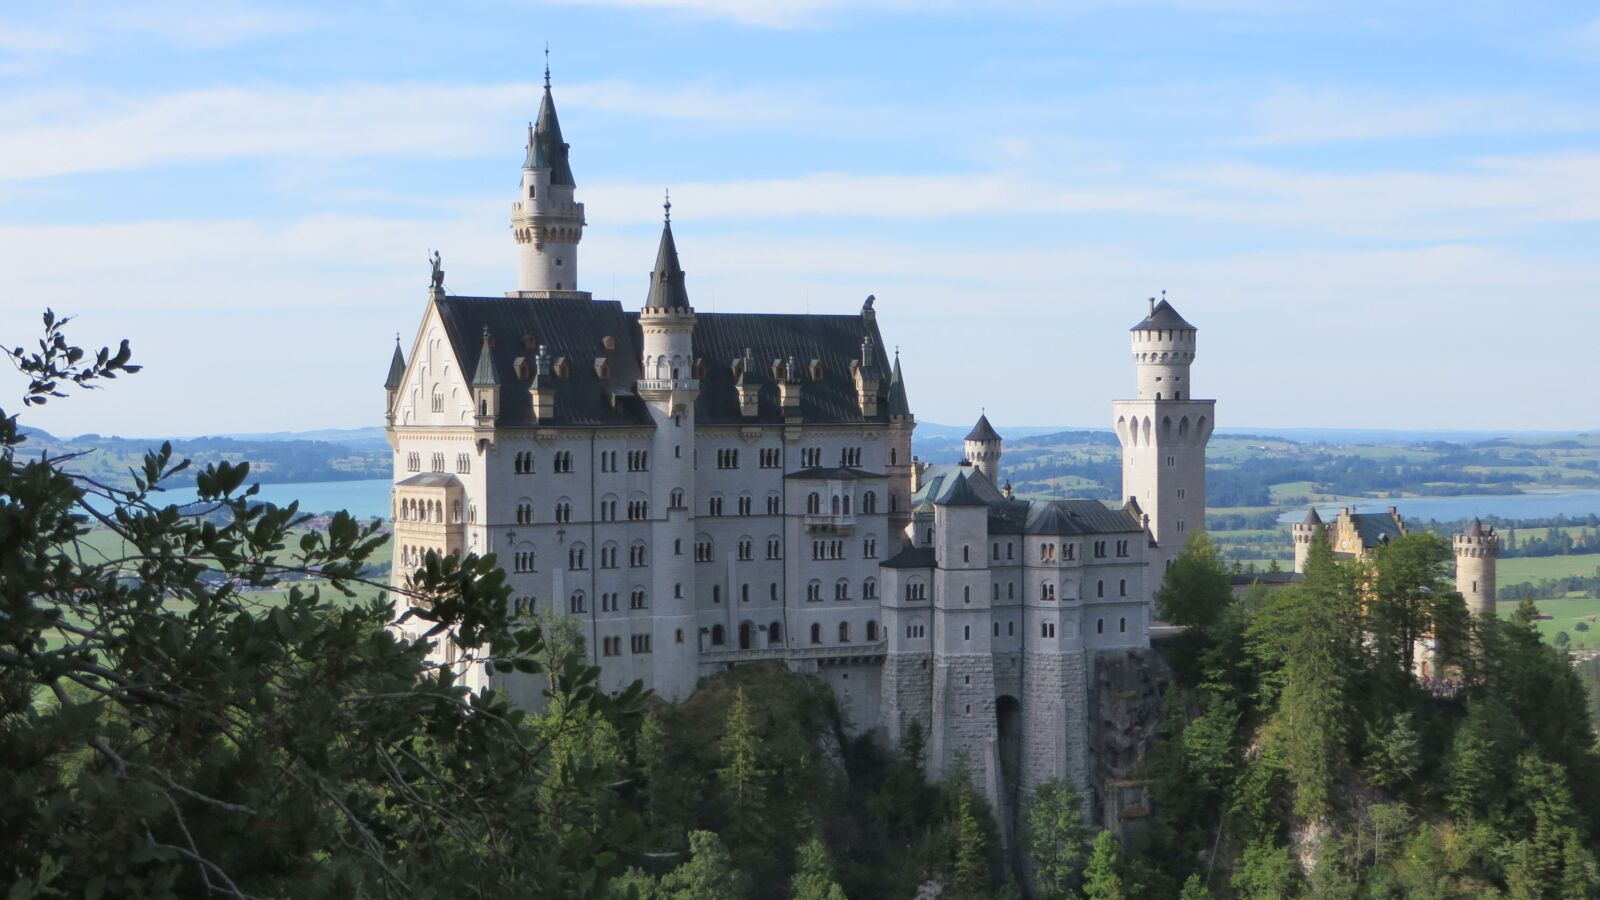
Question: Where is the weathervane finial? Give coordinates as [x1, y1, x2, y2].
[544, 44, 551, 89]
[663, 188, 672, 224]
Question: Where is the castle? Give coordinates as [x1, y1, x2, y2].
[1289, 505, 1500, 621]
[383, 70, 1211, 824]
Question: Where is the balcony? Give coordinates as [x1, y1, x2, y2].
[803, 513, 856, 533]
[636, 378, 700, 393]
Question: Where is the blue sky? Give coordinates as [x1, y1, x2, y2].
[2, 0, 1597, 437]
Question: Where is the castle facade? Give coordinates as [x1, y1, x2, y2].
[384, 73, 1212, 821]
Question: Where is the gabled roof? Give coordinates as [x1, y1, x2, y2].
[1349, 512, 1404, 548]
[912, 464, 1007, 510]
[433, 294, 651, 428]
[965, 414, 1000, 443]
[1130, 298, 1196, 332]
[471, 327, 498, 386]
[691, 310, 895, 426]
[526, 83, 575, 186]
[385, 340, 406, 390]
[1024, 499, 1145, 535]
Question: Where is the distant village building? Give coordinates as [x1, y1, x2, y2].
[1291, 505, 1407, 572]
[381, 69, 1212, 827]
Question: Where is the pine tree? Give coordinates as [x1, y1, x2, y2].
[789, 836, 848, 900]
[1024, 779, 1090, 899]
[951, 789, 991, 898]
[1155, 531, 1235, 629]
[717, 687, 770, 848]
[1178, 873, 1211, 899]
[657, 831, 750, 900]
[1082, 831, 1126, 900]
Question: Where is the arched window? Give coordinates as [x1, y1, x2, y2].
[1097, 580, 1105, 598]
[866, 620, 878, 641]
[1119, 579, 1127, 597]
[839, 622, 851, 643]
[810, 623, 822, 644]
[863, 491, 877, 514]
[711, 625, 726, 646]
[768, 622, 782, 644]
[807, 493, 821, 515]
[569, 591, 586, 614]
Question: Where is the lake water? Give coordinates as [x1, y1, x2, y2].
[152, 479, 1600, 528]
[158, 478, 394, 521]
[1274, 491, 1600, 525]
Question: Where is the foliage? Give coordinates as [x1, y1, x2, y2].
[1023, 778, 1090, 899]
[1082, 830, 1126, 900]
[787, 837, 848, 900]
[0, 312, 647, 898]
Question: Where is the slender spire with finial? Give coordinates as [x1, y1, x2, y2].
[663, 188, 672, 224]
[646, 192, 690, 310]
[544, 44, 551, 89]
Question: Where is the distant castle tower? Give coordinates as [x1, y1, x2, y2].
[1112, 296, 1214, 573]
[1454, 518, 1499, 619]
[511, 60, 585, 293]
[637, 195, 699, 701]
[963, 414, 1002, 485]
[1292, 507, 1323, 573]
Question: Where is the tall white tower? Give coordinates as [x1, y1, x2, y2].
[637, 195, 700, 701]
[1112, 296, 1214, 574]
[511, 63, 585, 294]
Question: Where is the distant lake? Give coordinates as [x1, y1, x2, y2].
[147, 480, 1600, 529]
[158, 478, 393, 522]
[1275, 491, 1600, 525]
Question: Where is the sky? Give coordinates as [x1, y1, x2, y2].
[1, 0, 1597, 438]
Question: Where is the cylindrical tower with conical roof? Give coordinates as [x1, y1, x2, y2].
[963, 414, 1002, 485]
[511, 62, 585, 294]
[1292, 507, 1323, 573]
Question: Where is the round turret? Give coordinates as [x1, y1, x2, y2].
[1291, 507, 1323, 573]
[963, 414, 1002, 485]
[1454, 518, 1500, 618]
[1130, 296, 1197, 401]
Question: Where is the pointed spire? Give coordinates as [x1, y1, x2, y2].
[526, 53, 575, 185]
[385, 335, 406, 390]
[965, 413, 1000, 443]
[887, 349, 911, 417]
[472, 326, 498, 386]
[646, 193, 691, 311]
[1302, 507, 1323, 526]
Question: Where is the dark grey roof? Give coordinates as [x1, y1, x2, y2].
[691, 310, 894, 426]
[1024, 499, 1144, 535]
[1467, 517, 1484, 537]
[887, 353, 911, 418]
[471, 327, 498, 386]
[385, 340, 406, 390]
[912, 464, 1007, 510]
[396, 472, 462, 488]
[784, 467, 883, 481]
[1302, 507, 1323, 526]
[433, 294, 652, 428]
[965, 414, 1000, 443]
[935, 470, 991, 507]
[881, 544, 935, 569]
[1130, 298, 1196, 332]
[1349, 512, 1405, 548]
[526, 85, 575, 186]
[646, 220, 691, 311]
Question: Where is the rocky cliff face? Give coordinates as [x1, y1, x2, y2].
[1092, 647, 1171, 835]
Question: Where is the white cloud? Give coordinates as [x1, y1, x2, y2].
[1241, 86, 1599, 145]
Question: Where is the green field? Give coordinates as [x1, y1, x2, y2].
[1496, 596, 1600, 651]
[1496, 554, 1600, 587]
